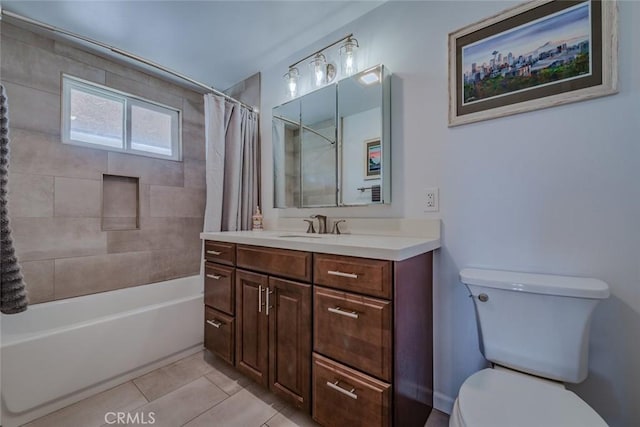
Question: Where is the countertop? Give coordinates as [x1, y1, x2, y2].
[200, 230, 440, 261]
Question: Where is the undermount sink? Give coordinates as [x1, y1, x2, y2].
[277, 234, 325, 239]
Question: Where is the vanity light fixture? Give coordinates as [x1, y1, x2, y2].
[283, 67, 299, 98]
[310, 53, 328, 88]
[286, 33, 359, 96]
[339, 36, 359, 76]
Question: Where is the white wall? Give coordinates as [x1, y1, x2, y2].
[259, 2, 640, 426]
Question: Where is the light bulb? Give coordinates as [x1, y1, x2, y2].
[344, 51, 354, 75]
[340, 37, 359, 76]
[309, 53, 327, 88]
[283, 67, 299, 98]
[315, 65, 324, 86]
[288, 79, 297, 98]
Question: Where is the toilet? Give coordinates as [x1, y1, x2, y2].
[451, 268, 610, 427]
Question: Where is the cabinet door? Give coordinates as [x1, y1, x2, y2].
[236, 270, 269, 387]
[268, 277, 312, 412]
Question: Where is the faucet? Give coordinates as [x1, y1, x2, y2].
[310, 214, 328, 234]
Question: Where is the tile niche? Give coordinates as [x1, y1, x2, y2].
[102, 174, 140, 231]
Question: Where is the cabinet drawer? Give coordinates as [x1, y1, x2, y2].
[204, 263, 235, 315]
[314, 254, 392, 299]
[204, 307, 235, 365]
[237, 245, 312, 282]
[312, 353, 390, 427]
[204, 241, 236, 266]
[314, 286, 392, 381]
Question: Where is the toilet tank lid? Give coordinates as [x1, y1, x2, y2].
[460, 268, 610, 299]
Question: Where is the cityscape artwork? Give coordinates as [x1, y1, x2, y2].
[448, 0, 618, 126]
[462, 2, 591, 105]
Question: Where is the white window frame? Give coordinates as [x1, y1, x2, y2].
[62, 75, 182, 161]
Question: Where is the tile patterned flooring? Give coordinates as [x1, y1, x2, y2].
[25, 350, 450, 427]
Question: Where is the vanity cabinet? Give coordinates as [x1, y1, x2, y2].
[201, 237, 434, 426]
[203, 241, 237, 365]
[235, 246, 313, 412]
[312, 251, 433, 427]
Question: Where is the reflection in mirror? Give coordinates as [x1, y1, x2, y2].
[300, 86, 337, 207]
[272, 64, 389, 209]
[339, 65, 388, 205]
[272, 99, 300, 208]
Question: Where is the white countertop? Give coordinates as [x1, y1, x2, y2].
[200, 230, 440, 261]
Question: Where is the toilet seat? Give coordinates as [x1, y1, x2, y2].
[454, 368, 607, 427]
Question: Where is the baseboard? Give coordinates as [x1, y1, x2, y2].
[1, 344, 203, 427]
[434, 391, 455, 415]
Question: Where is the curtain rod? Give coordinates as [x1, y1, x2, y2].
[273, 115, 335, 145]
[0, 8, 257, 112]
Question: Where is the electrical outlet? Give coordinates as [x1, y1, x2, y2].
[425, 188, 439, 212]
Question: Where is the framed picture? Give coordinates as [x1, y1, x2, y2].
[448, 0, 617, 127]
[364, 138, 381, 179]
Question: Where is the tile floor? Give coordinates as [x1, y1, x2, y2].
[25, 350, 450, 427]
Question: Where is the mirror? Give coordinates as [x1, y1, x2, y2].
[338, 65, 389, 205]
[300, 86, 338, 207]
[272, 98, 301, 208]
[273, 64, 389, 208]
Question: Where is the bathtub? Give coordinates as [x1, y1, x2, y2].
[1, 275, 204, 427]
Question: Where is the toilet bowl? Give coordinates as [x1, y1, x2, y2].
[449, 368, 607, 427]
[454, 268, 610, 427]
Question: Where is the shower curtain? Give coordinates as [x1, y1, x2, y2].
[203, 94, 259, 232]
[0, 83, 28, 314]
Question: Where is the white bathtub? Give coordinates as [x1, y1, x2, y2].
[0, 275, 204, 427]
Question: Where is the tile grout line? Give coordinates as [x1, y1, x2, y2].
[178, 374, 233, 427]
[130, 379, 151, 404]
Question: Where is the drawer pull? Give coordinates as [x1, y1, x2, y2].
[207, 250, 222, 255]
[206, 319, 223, 328]
[328, 306, 359, 319]
[326, 380, 358, 400]
[327, 270, 359, 279]
[206, 274, 223, 280]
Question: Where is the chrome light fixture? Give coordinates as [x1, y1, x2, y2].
[309, 53, 336, 89]
[309, 53, 327, 88]
[283, 67, 299, 98]
[286, 33, 359, 97]
[339, 36, 359, 76]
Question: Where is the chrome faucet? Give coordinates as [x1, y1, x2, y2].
[310, 214, 328, 234]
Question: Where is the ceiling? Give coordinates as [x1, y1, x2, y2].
[2, 1, 385, 91]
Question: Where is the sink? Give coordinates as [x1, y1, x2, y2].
[277, 234, 324, 239]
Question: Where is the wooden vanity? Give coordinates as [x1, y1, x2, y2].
[201, 231, 438, 427]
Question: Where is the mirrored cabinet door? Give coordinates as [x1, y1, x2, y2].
[300, 86, 338, 207]
[338, 65, 390, 205]
[272, 64, 390, 209]
[272, 99, 301, 208]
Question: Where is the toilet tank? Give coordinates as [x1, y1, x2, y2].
[460, 268, 609, 383]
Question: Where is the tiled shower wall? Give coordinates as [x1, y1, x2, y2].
[1, 22, 207, 303]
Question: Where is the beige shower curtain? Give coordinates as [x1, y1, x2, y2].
[203, 94, 259, 232]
